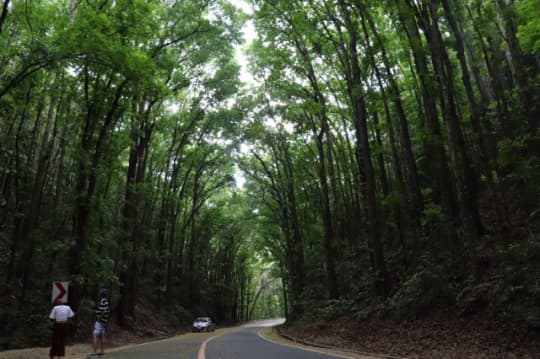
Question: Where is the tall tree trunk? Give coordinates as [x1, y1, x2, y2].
[373, 71, 406, 198]
[281, 137, 305, 312]
[187, 166, 203, 305]
[357, 1, 423, 217]
[7, 85, 33, 283]
[495, 0, 538, 133]
[466, 4, 511, 137]
[0, 0, 9, 34]
[399, 0, 459, 228]
[315, 111, 339, 300]
[294, 36, 339, 299]
[441, 0, 492, 176]
[18, 93, 57, 302]
[118, 98, 154, 324]
[71, 76, 126, 308]
[372, 112, 390, 197]
[340, 1, 389, 295]
[117, 109, 141, 325]
[425, 1, 482, 254]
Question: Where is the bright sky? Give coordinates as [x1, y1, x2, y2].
[228, 0, 258, 188]
[228, 0, 258, 86]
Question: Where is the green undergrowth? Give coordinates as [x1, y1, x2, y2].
[294, 236, 540, 332]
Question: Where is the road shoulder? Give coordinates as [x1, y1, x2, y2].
[257, 326, 395, 359]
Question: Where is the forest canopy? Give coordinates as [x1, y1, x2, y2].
[1, 0, 539, 350]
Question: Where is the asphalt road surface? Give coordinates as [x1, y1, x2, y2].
[96, 319, 352, 359]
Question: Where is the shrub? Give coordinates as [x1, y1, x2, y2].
[388, 254, 456, 319]
[495, 235, 540, 329]
[298, 298, 353, 327]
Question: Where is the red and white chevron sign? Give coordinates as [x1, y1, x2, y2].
[51, 281, 69, 304]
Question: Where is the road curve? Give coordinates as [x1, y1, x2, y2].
[90, 319, 352, 359]
[205, 319, 351, 359]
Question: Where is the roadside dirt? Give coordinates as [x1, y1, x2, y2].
[279, 316, 540, 359]
[0, 322, 181, 359]
[0, 344, 91, 359]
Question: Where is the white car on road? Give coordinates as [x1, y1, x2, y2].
[192, 317, 215, 332]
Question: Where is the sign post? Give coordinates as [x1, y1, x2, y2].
[51, 281, 69, 304]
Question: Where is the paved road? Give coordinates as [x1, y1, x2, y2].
[206, 319, 349, 359]
[96, 319, 352, 359]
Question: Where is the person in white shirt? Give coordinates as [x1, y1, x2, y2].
[48, 299, 75, 359]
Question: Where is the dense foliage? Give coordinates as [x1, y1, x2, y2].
[242, 0, 539, 327]
[0, 0, 268, 348]
[0, 0, 539, 351]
